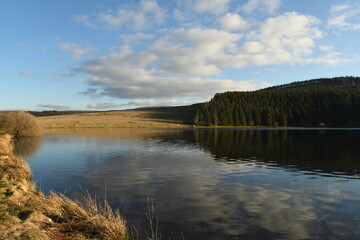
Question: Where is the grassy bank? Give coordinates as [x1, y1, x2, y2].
[36, 106, 198, 129]
[0, 134, 127, 240]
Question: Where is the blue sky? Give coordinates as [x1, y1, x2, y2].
[1, 0, 360, 111]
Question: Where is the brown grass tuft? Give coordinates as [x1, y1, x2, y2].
[0, 134, 13, 155]
[44, 193, 127, 240]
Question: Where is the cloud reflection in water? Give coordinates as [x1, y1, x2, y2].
[18, 129, 360, 239]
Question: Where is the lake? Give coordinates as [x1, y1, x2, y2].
[14, 128, 360, 240]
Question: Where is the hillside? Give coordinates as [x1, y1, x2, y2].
[27, 77, 360, 128]
[195, 76, 360, 127]
[262, 76, 360, 90]
[36, 104, 200, 129]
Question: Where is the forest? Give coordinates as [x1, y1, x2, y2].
[194, 76, 360, 127]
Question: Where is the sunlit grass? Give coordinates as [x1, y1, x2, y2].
[38, 110, 192, 129]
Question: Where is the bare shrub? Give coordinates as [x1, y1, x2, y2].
[0, 111, 42, 137]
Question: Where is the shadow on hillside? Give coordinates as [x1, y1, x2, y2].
[132, 104, 200, 125]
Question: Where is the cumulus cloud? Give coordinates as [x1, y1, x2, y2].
[121, 32, 154, 43]
[87, 99, 193, 109]
[328, 2, 360, 30]
[243, 0, 282, 14]
[38, 104, 70, 110]
[87, 103, 123, 109]
[73, 15, 97, 28]
[319, 45, 334, 52]
[80, 54, 258, 99]
[214, 12, 324, 68]
[74, 11, 345, 102]
[151, 28, 243, 76]
[306, 52, 350, 66]
[77, 41, 260, 99]
[220, 13, 249, 31]
[193, 0, 230, 14]
[98, 0, 165, 30]
[58, 42, 93, 60]
[173, 8, 187, 22]
[79, 88, 103, 98]
[128, 99, 192, 107]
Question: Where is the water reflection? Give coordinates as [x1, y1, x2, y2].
[15, 129, 360, 239]
[194, 129, 360, 177]
[13, 136, 43, 158]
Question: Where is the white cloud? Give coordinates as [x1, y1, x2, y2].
[128, 99, 192, 107]
[193, 0, 230, 14]
[220, 13, 249, 31]
[98, 0, 165, 30]
[78, 44, 260, 99]
[87, 102, 123, 109]
[306, 52, 350, 66]
[38, 104, 70, 110]
[207, 12, 324, 68]
[329, 4, 350, 14]
[173, 8, 187, 22]
[79, 88, 103, 98]
[74, 11, 346, 102]
[259, 82, 273, 89]
[319, 45, 334, 52]
[238, 12, 322, 66]
[58, 42, 93, 60]
[243, 0, 282, 14]
[73, 15, 97, 28]
[87, 99, 193, 109]
[151, 28, 242, 76]
[328, 3, 360, 30]
[121, 32, 154, 43]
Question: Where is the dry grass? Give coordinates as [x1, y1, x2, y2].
[44, 193, 127, 240]
[0, 134, 128, 240]
[38, 110, 192, 129]
[0, 134, 13, 155]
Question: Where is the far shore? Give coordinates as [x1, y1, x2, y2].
[35, 109, 360, 130]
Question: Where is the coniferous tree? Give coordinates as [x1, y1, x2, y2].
[233, 108, 240, 126]
[239, 109, 246, 126]
[195, 77, 360, 127]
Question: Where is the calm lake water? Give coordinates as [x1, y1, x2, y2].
[15, 129, 360, 240]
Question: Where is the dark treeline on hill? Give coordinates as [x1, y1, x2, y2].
[29, 110, 96, 117]
[194, 76, 360, 127]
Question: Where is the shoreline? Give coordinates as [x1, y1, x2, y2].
[0, 134, 127, 240]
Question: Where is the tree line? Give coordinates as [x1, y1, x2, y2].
[194, 77, 360, 127]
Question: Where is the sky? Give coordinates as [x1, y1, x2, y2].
[1, 0, 360, 111]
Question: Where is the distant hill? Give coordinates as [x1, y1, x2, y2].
[29, 110, 97, 117]
[262, 76, 360, 91]
[195, 76, 360, 127]
[28, 77, 360, 128]
[30, 104, 200, 125]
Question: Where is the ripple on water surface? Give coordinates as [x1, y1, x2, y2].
[15, 128, 360, 240]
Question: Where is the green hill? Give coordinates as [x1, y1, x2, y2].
[195, 76, 360, 127]
[262, 76, 360, 90]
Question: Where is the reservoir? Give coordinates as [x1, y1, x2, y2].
[15, 129, 360, 239]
